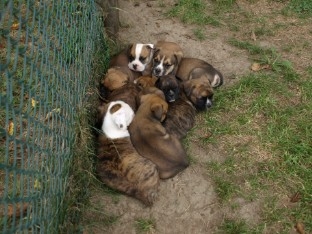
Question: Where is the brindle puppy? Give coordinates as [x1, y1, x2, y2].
[156, 75, 196, 139]
[129, 93, 189, 179]
[96, 101, 160, 206]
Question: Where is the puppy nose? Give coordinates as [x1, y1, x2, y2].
[206, 99, 213, 108]
[133, 64, 137, 70]
[155, 68, 160, 74]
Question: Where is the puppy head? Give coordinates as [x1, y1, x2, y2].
[140, 94, 168, 122]
[190, 67, 223, 88]
[152, 41, 183, 77]
[155, 75, 180, 103]
[102, 101, 135, 139]
[182, 78, 214, 111]
[102, 67, 132, 91]
[134, 75, 157, 88]
[111, 104, 127, 130]
[128, 43, 154, 72]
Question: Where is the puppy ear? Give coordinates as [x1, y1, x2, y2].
[182, 81, 194, 97]
[151, 103, 166, 122]
[153, 48, 160, 57]
[127, 44, 134, 57]
[110, 103, 122, 114]
[173, 52, 183, 74]
[146, 44, 154, 50]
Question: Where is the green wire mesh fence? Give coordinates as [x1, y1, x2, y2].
[0, 0, 109, 233]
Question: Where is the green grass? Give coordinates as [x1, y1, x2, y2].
[204, 38, 312, 231]
[284, 0, 312, 17]
[135, 218, 156, 233]
[166, 0, 221, 26]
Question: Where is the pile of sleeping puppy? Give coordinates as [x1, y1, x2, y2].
[96, 41, 223, 206]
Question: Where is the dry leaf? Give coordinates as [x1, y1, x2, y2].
[31, 98, 37, 107]
[7, 121, 14, 135]
[7, 203, 29, 218]
[34, 179, 41, 189]
[11, 23, 19, 30]
[251, 63, 261, 71]
[251, 30, 257, 41]
[295, 222, 305, 234]
[290, 191, 301, 203]
[251, 63, 271, 71]
[45, 108, 61, 121]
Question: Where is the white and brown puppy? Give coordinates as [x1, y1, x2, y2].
[176, 57, 224, 88]
[129, 92, 189, 179]
[155, 75, 196, 139]
[128, 43, 155, 75]
[152, 41, 184, 77]
[96, 101, 160, 206]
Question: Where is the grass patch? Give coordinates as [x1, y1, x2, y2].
[284, 0, 312, 17]
[219, 219, 248, 234]
[166, 0, 221, 26]
[204, 55, 312, 231]
[135, 218, 156, 233]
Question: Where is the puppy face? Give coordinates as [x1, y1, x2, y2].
[182, 78, 214, 111]
[152, 41, 183, 77]
[155, 75, 180, 103]
[128, 43, 154, 72]
[103, 67, 131, 91]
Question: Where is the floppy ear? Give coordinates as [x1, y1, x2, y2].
[182, 81, 194, 97]
[146, 44, 154, 50]
[151, 103, 166, 122]
[127, 44, 134, 57]
[153, 48, 160, 58]
[173, 52, 183, 74]
[109, 103, 122, 114]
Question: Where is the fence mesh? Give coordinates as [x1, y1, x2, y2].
[0, 0, 109, 233]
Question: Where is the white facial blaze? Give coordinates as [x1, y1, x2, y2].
[155, 57, 165, 76]
[128, 44, 145, 72]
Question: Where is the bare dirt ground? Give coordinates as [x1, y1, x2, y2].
[82, 0, 311, 233]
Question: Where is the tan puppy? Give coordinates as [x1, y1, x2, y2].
[181, 75, 214, 111]
[96, 101, 159, 206]
[152, 41, 184, 77]
[134, 75, 158, 88]
[101, 66, 134, 92]
[176, 57, 224, 88]
[129, 93, 189, 179]
[155, 75, 196, 139]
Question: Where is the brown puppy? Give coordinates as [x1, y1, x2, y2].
[96, 101, 159, 206]
[181, 75, 214, 111]
[155, 74, 180, 103]
[176, 57, 224, 88]
[129, 93, 189, 179]
[152, 41, 184, 77]
[134, 75, 158, 88]
[155, 75, 196, 139]
[101, 66, 134, 91]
